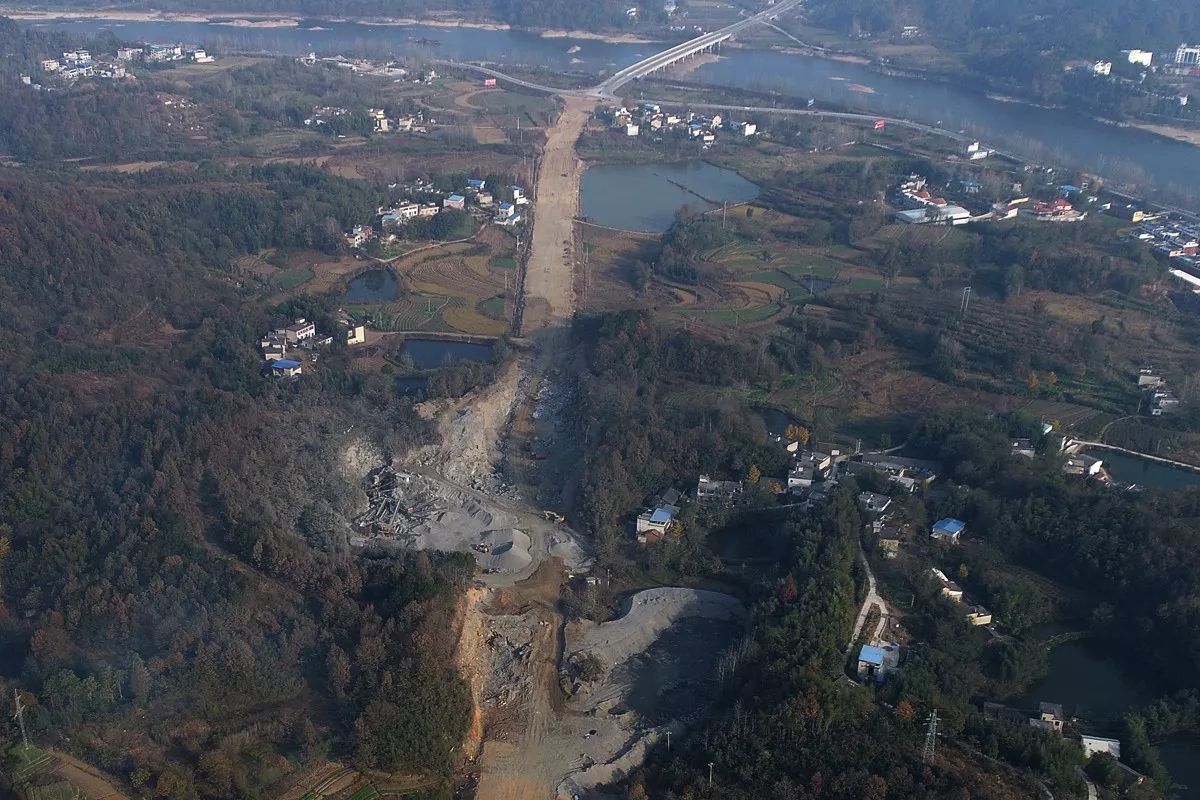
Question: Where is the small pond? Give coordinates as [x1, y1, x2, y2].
[402, 338, 494, 369]
[580, 161, 759, 233]
[344, 268, 398, 302]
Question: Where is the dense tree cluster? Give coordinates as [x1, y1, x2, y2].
[0, 162, 471, 797]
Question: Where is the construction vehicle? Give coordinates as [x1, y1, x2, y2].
[542, 510, 565, 524]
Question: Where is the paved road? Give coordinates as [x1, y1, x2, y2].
[847, 547, 886, 652]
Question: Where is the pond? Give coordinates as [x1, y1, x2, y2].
[402, 338, 494, 369]
[1084, 449, 1200, 491]
[344, 268, 398, 302]
[580, 161, 760, 233]
[1020, 639, 1200, 797]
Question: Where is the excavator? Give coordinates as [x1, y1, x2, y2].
[541, 510, 565, 524]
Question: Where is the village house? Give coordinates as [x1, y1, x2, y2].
[788, 450, 832, 490]
[466, 178, 486, 192]
[930, 518, 965, 543]
[929, 568, 965, 601]
[856, 645, 886, 682]
[511, 185, 529, 204]
[1080, 735, 1121, 759]
[270, 359, 303, 378]
[284, 319, 317, 345]
[964, 605, 992, 626]
[476, 191, 495, 207]
[418, 203, 440, 217]
[1011, 438, 1036, 458]
[443, 194, 466, 210]
[339, 315, 366, 346]
[495, 202, 521, 226]
[696, 474, 744, 501]
[877, 526, 901, 558]
[1063, 454, 1104, 477]
[1029, 702, 1066, 734]
[858, 491, 892, 515]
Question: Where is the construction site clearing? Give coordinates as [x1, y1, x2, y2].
[350, 466, 586, 576]
[468, 587, 748, 800]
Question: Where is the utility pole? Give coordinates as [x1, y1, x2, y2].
[708, 762, 714, 787]
[959, 286, 972, 316]
[666, 730, 671, 751]
[923, 709, 939, 763]
[13, 688, 29, 749]
[722, 201, 728, 229]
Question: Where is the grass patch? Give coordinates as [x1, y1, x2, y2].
[489, 255, 517, 270]
[680, 304, 781, 325]
[479, 296, 506, 318]
[275, 266, 315, 290]
[349, 785, 380, 800]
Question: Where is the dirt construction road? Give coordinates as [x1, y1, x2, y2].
[521, 96, 591, 332]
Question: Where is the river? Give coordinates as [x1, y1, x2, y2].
[31, 17, 1200, 196]
[580, 161, 759, 232]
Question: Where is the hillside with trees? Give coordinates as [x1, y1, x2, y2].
[0, 161, 473, 798]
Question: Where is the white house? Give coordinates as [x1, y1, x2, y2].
[1080, 735, 1121, 759]
[787, 451, 832, 490]
[1123, 49, 1153, 67]
[1091, 60, 1113, 76]
[739, 121, 757, 136]
[284, 319, 317, 345]
[625, 123, 640, 136]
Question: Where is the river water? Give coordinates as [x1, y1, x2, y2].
[580, 161, 759, 231]
[33, 17, 1200, 195]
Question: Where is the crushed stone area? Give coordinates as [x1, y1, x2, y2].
[469, 587, 746, 800]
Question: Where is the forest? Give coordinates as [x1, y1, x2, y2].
[0, 161, 473, 798]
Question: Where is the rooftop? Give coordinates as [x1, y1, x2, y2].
[859, 644, 886, 666]
[272, 359, 302, 369]
[649, 507, 673, 524]
[933, 518, 966, 534]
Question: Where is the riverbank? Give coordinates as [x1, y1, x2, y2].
[0, 6, 662, 43]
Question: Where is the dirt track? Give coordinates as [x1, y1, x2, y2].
[521, 97, 591, 331]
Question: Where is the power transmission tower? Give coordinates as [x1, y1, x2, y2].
[13, 688, 30, 749]
[922, 709, 939, 763]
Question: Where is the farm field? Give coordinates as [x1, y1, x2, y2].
[347, 228, 517, 336]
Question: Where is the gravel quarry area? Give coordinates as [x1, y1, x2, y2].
[468, 586, 747, 800]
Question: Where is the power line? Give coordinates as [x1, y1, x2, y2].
[923, 709, 939, 763]
[13, 688, 30, 749]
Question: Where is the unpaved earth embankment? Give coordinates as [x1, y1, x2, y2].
[521, 96, 591, 331]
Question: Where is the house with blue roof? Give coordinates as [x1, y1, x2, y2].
[466, 178, 486, 191]
[443, 194, 465, 210]
[931, 518, 966, 542]
[856, 644, 887, 682]
[270, 359, 303, 378]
